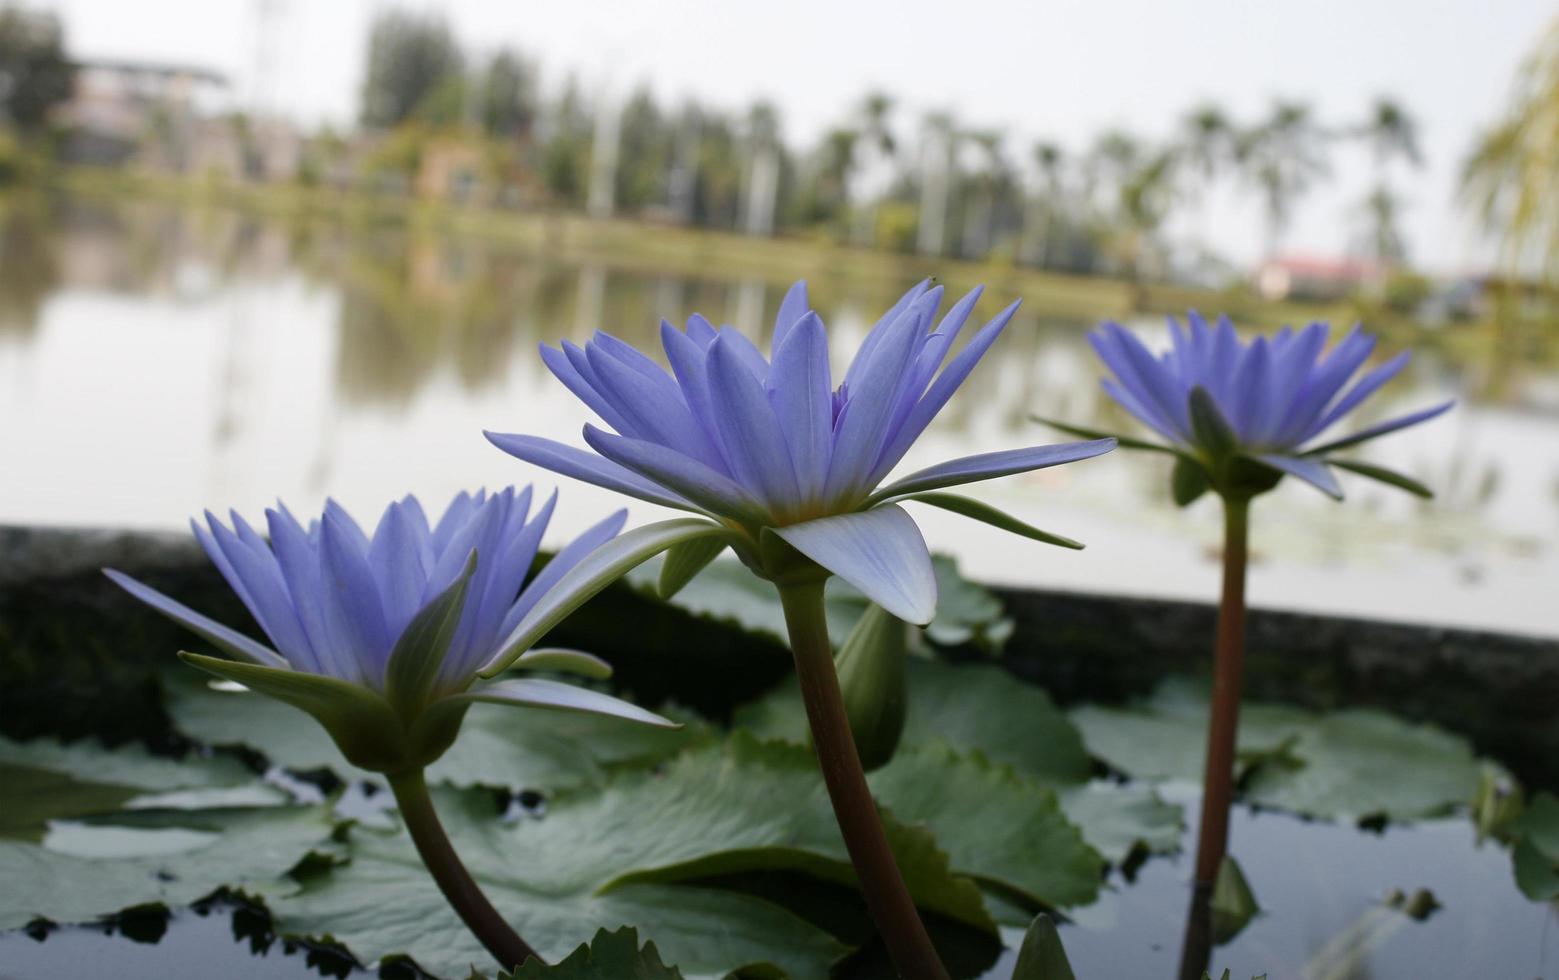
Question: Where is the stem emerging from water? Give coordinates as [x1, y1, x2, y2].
[388, 768, 542, 971]
[777, 579, 950, 980]
[1191, 495, 1251, 888]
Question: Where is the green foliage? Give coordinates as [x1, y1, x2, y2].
[501, 927, 683, 979]
[0, 7, 71, 130]
[736, 657, 1181, 872]
[163, 668, 708, 793]
[630, 554, 1015, 656]
[1504, 793, 1559, 901]
[0, 804, 337, 930]
[1210, 856, 1260, 943]
[1070, 679, 1488, 822]
[1011, 913, 1075, 980]
[360, 9, 464, 128]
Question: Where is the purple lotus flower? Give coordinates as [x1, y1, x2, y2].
[485, 280, 1113, 626]
[1070, 314, 1452, 501]
[105, 489, 674, 773]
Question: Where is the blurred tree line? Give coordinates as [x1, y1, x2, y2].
[349, 8, 1443, 281]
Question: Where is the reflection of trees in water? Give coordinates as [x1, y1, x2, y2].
[0, 199, 60, 337]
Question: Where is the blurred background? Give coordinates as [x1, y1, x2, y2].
[0, 0, 1554, 636]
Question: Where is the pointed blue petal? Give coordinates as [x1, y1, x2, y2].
[1253, 453, 1344, 500]
[502, 508, 628, 640]
[768, 312, 833, 502]
[585, 339, 718, 466]
[1312, 351, 1411, 435]
[320, 510, 391, 685]
[583, 425, 772, 525]
[484, 431, 698, 512]
[869, 439, 1116, 502]
[540, 343, 642, 438]
[871, 298, 1017, 481]
[707, 332, 803, 515]
[1304, 400, 1453, 455]
[771, 279, 810, 354]
[824, 301, 927, 503]
[773, 504, 937, 624]
[103, 569, 288, 669]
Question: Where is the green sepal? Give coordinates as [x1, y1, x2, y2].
[383, 552, 476, 721]
[658, 536, 729, 599]
[833, 603, 908, 771]
[892, 492, 1084, 549]
[1328, 458, 1434, 498]
[176, 652, 429, 774]
[1220, 455, 1285, 501]
[1030, 414, 1177, 454]
[511, 648, 614, 679]
[1011, 912, 1076, 980]
[481, 519, 733, 677]
[1172, 456, 1211, 507]
[1187, 387, 1237, 457]
[1210, 854, 1260, 943]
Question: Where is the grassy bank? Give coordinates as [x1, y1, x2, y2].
[48, 166, 1403, 332]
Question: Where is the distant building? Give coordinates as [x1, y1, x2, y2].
[52, 59, 229, 169]
[1254, 255, 1386, 302]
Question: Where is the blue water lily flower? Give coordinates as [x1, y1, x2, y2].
[484, 280, 1114, 631]
[1051, 313, 1453, 502]
[105, 488, 676, 774]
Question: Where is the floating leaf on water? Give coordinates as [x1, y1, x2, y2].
[1070, 678, 1487, 822]
[0, 804, 339, 931]
[1506, 792, 1559, 901]
[0, 735, 263, 841]
[271, 736, 1003, 978]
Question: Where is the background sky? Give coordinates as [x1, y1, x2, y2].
[36, 0, 1557, 274]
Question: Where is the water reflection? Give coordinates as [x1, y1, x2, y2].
[0, 195, 1554, 636]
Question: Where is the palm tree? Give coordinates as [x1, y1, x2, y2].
[959, 129, 1007, 258]
[1357, 185, 1406, 264]
[1089, 130, 1177, 299]
[916, 111, 957, 256]
[1462, 18, 1559, 285]
[1177, 103, 1236, 244]
[1021, 141, 1065, 267]
[1237, 101, 1331, 260]
[1351, 97, 1422, 264]
[852, 91, 896, 245]
[740, 101, 783, 236]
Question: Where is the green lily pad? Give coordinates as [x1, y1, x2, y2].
[1070, 679, 1486, 822]
[281, 737, 1005, 977]
[0, 735, 267, 840]
[0, 804, 339, 929]
[737, 658, 1091, 786]
[867, 743, 1105, 913]
[735, 658, 1178, 868]
[627, 555, 1013, 654]
[1055, 782, 1184, 864]
[162, 669, 709, 791]
[502, 927, 684, 979]
[1506, 793, 1559, 901]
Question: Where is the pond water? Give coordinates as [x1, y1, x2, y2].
[0, 194, 1555, 636]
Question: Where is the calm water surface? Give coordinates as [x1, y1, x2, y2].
[1, 196, 1555, 635]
